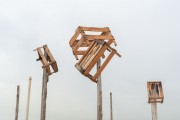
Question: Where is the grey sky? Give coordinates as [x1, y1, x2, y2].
[0, 0, 180, 120]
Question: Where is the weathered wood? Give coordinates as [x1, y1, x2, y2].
[84, 44, 108, 76]
[80, 26, 110, 32]
[92, 50, 115, 81]
[15, 85, 20, 120]
[97, 60, 102, 120]
[110, 92, 113, 120]
[34, 45, 58, 75]
[84, 35, 114, 40]
[40, 51, 49, 120]
[69, 26, 81, 46]
[25, 77, 32, 120]
[147, 81, 164, 103]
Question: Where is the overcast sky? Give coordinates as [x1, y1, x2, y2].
[0, 0, 180, 120]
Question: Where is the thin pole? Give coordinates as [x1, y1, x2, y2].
[15, 85, 20, 120]
[110, 92, 113, 120]
[151, 84, 158, 120]
[25, 77, 32, 120]
[97, 59, 102, 120]
[40, 51, 49, 120]
[151, 103, 158, 120]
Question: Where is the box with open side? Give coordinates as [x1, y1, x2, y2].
[34, 45, 58, 76]
[69, 26, 117, 60]
[147, 81, 164, 103]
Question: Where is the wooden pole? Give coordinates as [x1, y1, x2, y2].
[40, 51, 49, 120]
[151, 84, 158, 120]
[25, 77, 32, 120]
[97, 59, 102, 120]
[110, 92, 113, 120]
[151, 103, 158, 120]
[15, 85, 20, 120]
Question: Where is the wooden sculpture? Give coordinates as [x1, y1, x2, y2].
[147, 81, 164, 103]
[34, 45, 58, 76]
[69, 26, 117, 60]
[147, 81, 164, 120]
[70, 26, 121, 82]
[75, 39, 121, 82]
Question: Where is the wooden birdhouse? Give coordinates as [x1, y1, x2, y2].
[34, 45, 58, 76]
[69, 26, 117, 60]
[147, 81, 164, 103]
[75, 39, 121, 82]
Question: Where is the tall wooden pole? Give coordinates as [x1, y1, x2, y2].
[110, 92, 113, 120]
[15, 85, 20, 120]
[151, 103, 158, 120]
[25, 77, 32, 120]
[97, 59, 102, 120]
[41, 51, 49, 120]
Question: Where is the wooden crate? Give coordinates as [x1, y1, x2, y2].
[34, 45, 58, 76]
[69, 26, 117, 60]
[75, 40, 121, 82]
[147, 81, 164, 103]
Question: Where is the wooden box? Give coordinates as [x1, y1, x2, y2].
[75, 40, 121, 82]
[69, 26, 117, 60]
[147, 81, 164, 103]
[34, 45, 58, 76]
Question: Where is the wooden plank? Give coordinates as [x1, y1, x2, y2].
[80, 26, 110, 32]
[69, 27, 81, 46]
[84, 35, 114, 40]
[76, 51, 86, 55]
[43, 45, 55, 62]
[73, 37, 85, 55]
[36, 48, 48, 67]
[78, 42, 97, 65]
[83, 45, 102, 69]
[72, 40, 90, 47]
[81, 45, 99, 69]
[92, 51, 115, 80]
[84, 45, 108, 76]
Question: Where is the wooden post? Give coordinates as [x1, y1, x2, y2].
[15, 85, 20, 120]
[41, 51, 49, 120]
[25, 77, 32, 120]
[110, 92, 113, 120]
[151, 103, 158, 120]
[151, 84, 158, 120]
[97, 59, 102, 120]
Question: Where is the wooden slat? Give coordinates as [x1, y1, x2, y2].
[84, 44, 108, 76]
[84, 35, 114, 40]
[81, 45, 100, 68]
[79, 26, 110, 32]
[73, 37, 85, 55]
[43, 45, 55, 62]
[36, 48, 48, 67]
[76, 51, 86, 55]
[69, 27, 81, 46]
[83, 45, 102, 69]
[78, 42, 97, 65]
[92, 51, 115, 80]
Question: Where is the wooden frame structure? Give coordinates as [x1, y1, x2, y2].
[69, 26, 117, 60]
[147, 81, 164, 103]
[34, 45, 58, 76]
[75, 40, 121, 82]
